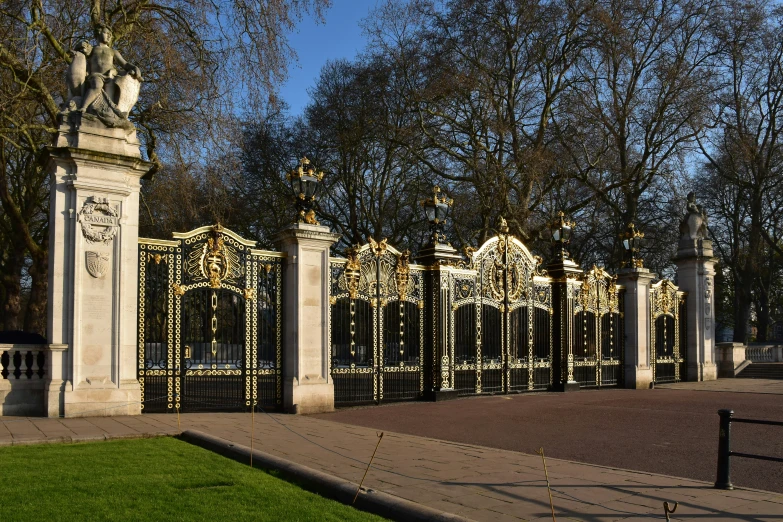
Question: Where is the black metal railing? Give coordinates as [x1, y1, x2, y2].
[0, 348, 46, 379]
[715, 409, 783, 489]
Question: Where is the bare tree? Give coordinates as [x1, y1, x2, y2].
[697, 0, 783, 343]
[0, 0, 329, 333]
[559, 0, 715, 267]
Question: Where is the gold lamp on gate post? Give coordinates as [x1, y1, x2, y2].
[287, 157, 324, 225]
[550, 211, 576, 262]
[421, 186, 454, 245]
[620, 223, 645, 268]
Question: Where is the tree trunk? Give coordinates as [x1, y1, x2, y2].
[23, 246, 48, 336]
[0, 246, 25, 331]
[733, 269, 752, 343]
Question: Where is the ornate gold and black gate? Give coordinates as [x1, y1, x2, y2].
[650, 279, 687, 383]
[451, 234, 553, 395]
[571, 266, 624, 386]
[329, 239, 424, 405]
[137, 225, 283, 412]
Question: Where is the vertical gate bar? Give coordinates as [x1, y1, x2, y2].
[419, 272, 424, 395]
[567, 283, 575, 384]
[374, 255, 381, 403]
[245, 255, 253, 409]
[475, 270, 482, 394]
[674, 291, 681, 382]
[173, 241, 181, 412]
[500, 235, 511, 393]
[448, 270, 455, 394]
[596, 278, 601, 387]
[650, 285, 656, 384]
[528, 287, 534, 391]
[276, 259, 282, 405]
[138, 246, 146, 409]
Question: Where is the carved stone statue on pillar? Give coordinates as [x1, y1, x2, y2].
[65, 24, 142, 130]
[679, 192, 709, 241]
[674, 192, 718, 381]
[45, 22, 152, 417]
[58, 24, 143, 156]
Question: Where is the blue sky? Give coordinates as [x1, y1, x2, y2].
[280, 2, 376, 116]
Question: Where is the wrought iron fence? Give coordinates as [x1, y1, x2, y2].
[650, 280, 687, 383]
[450, 235, 554, 395]
[329, 240, 424, 405]
[327, 232, 632, 406]
[572, 267, 624, 387]
[138, 224, 283, 413]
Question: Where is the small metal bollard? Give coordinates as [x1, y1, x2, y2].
[715, 409, 734, 489]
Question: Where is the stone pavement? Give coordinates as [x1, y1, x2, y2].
[1, 411, 782, 521]
[656, 378, 783, 394]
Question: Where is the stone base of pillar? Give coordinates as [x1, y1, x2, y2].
[63, 381, 141, 417]
[424, 389, 459, 402]
[624, 365, 653, 389]
[687, 362, 718, 382]
[45, 381, 66, 418]
[284, 378, 335, 415]
[62, 380, 141, 417]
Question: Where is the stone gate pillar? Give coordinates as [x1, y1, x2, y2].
[674, 238, 718, 381]
[45, 115, 152, 417]
[673, 192, 717, 381]
[617, 268, 656, 388]
[275, 223, 340, 413]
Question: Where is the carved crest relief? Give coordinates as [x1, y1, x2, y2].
[184, 226, 242, 288]
[85, 251, 110, 278]
[78, 197, 119, 244]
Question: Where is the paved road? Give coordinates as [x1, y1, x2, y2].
[314, 387, 783, 493]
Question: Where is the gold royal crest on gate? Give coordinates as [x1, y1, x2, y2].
[185, 225, 241, 288]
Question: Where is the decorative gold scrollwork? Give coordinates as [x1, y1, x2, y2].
[368, 237, 388, 256]
[171, 282, 185, 296]
[659, 288, 673, 315]
[579, 279, 592, 311]
[147, 253, 165, 265]
[607, 279, 619, 313]
[345, 245, 361, 299]
[243, 288, 255, 301]
[395, 250, 411, 301]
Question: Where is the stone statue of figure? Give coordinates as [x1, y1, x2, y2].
[680, 191, 708, 240]
[64, 23, 142, 132]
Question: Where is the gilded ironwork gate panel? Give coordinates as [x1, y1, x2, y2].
[329, 239, 424, 405]
[137, 240, 176, 412]
[451, 234, 553, 395]
[650, 280, 686, 384]
[137, 225, 283, 412]
[572, 267, 624, 387]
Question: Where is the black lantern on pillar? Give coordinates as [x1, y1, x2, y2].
[421, 186, 453, 245]
[287, 157, 324, 225]
[551, 211, 576, 260]
[620, 222, 645, 268]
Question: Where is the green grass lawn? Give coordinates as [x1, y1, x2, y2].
[0, 437, 386, 521]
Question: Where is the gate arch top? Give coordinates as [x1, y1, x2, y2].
[651, 279, 685, 319]
[467, 233, 545, 302]
[332, 238, 423, 304]
[574, 265, 620, 316]
[172, 224, 258, 247]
